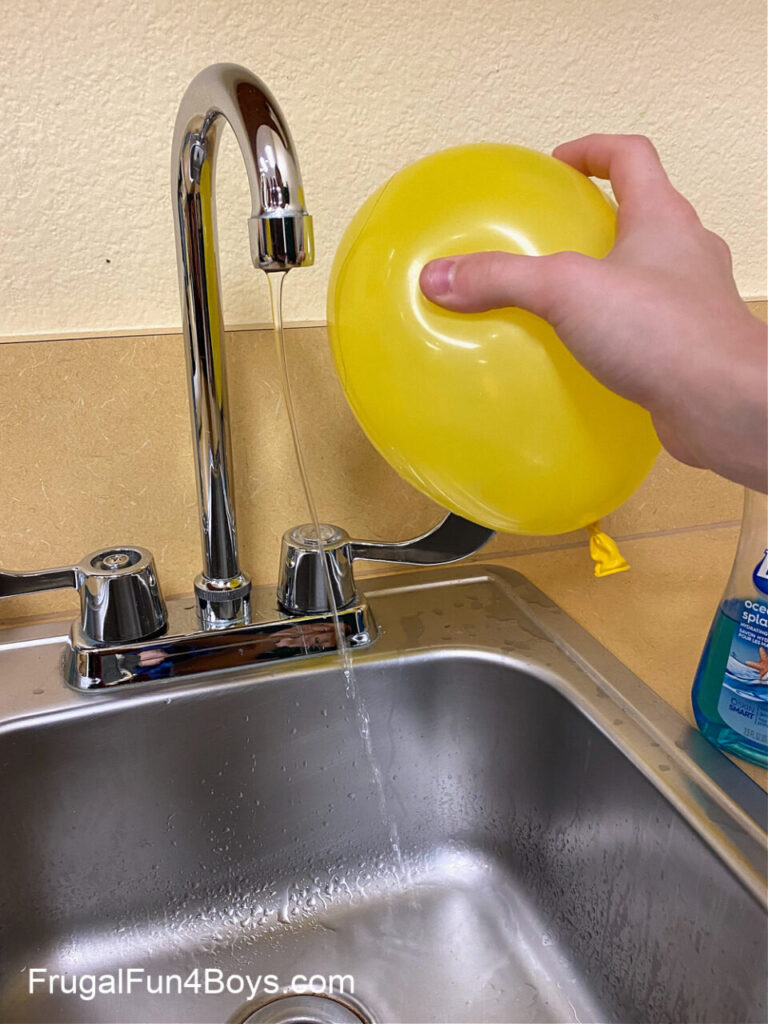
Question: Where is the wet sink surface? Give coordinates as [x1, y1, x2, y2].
[0, 567, 765, 1023]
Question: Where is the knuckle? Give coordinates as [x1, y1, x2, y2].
[479, 251, 516, 289]
[705, 229, 733, 263]
[486, 250, 514, 274]
[625, 133, 658, 156]
[671, 194, 701, 226]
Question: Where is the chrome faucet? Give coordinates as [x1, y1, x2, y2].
[172, 63, 313, 628]
[0, 63, 493, 691]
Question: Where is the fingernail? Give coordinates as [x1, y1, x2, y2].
[421, 258, 456, 297]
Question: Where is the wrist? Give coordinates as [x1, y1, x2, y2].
[652, 310, 767, 491]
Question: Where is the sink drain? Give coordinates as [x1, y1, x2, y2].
[240, 992, 371, 1024]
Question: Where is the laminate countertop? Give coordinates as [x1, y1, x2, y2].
[472, 525, 767, 790]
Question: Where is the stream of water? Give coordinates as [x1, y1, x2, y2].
[266, 271, 406, 876]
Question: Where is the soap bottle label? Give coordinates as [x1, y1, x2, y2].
[715, 554, 768, 746]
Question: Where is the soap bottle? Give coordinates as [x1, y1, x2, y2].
[691, 488, 768, 767]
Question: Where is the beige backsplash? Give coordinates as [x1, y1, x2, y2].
[1, 303, 764, 625]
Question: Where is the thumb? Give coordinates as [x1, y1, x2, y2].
[419, 250, 596, 321]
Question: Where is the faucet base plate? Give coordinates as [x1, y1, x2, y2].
[65, 595, 377, 691]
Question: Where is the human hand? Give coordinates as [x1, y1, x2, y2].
[420, 134, 767, 492]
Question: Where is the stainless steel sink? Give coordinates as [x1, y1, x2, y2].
[0, 566, 765, 1024]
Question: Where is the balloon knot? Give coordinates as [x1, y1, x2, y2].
[587, 521, 630, 578]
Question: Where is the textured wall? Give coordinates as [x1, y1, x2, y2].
[3, 0, 766, 338]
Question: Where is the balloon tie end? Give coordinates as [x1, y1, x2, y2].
[587, 521, 630, 578]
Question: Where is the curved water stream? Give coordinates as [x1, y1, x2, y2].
[267, 272, 406, 878]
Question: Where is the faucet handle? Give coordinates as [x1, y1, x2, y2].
[0, 563, 79, 597]
[278, 514, 494, 614]
[350, 512, 494, 565]
[0, 546, 167, 644]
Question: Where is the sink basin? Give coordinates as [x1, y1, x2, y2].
[0, 566, 765, 1024]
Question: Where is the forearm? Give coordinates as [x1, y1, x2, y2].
[651, 311, 767, 491]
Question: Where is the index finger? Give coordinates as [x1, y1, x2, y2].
[552, 134, 673, 206]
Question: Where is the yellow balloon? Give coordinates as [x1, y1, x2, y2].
[327, 144, 659, 535]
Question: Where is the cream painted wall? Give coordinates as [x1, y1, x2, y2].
[2, 0, 766, 338]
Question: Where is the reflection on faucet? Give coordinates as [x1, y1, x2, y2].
[113, 620, 346, 684]
[172, 63, 313, 630]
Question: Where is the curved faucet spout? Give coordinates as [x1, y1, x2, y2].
[172, 63, 313, 627]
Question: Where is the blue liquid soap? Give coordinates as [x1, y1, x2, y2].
[691, 490, 768, 768]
